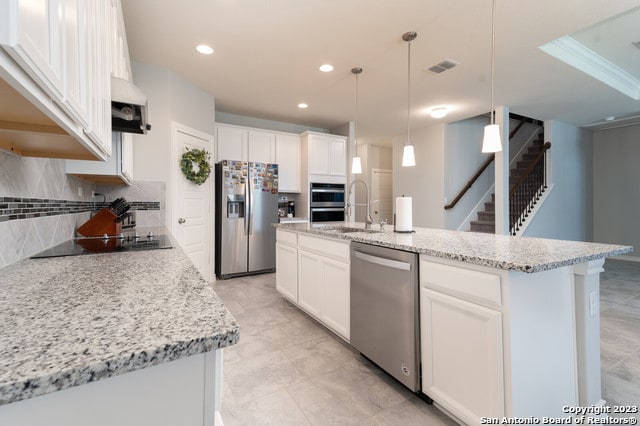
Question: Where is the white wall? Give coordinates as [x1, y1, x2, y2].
[443, 116, 493, 230]
[131, 61, 216, 229]
[593, 124, 640, 255]
[392, 124, 445, 228]
[522, 121, 593, 241]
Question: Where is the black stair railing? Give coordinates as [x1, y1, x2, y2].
[509, 142, 551, 235]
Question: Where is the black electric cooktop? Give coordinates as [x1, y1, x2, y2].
[31, 233, 173, 259]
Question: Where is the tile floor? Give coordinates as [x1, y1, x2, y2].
[212, 258, 640, 425]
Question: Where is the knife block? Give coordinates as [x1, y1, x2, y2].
[77, 208, 122, 237]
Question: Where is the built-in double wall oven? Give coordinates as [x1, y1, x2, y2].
[309, 182, 345, 222]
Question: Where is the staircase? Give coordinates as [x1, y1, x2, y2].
[470, 135, 545, 234]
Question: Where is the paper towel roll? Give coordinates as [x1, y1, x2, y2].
[395, 196, 412, 232]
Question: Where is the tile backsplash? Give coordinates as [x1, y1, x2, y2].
[0, 150, 165, 268]
[0, 151, 94, 268]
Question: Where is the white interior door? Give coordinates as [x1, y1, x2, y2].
[371, 168, 392, 224]
[172, 123, 214, 282]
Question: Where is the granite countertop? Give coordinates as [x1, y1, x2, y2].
[275, 222, 632, 273]
[0, 229, 239, 406]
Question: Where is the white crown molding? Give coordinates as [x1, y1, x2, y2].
[539, 36, 640, 100]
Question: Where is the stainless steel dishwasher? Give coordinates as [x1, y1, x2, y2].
[350, 242, 421, 393]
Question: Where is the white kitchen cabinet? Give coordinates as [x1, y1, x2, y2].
[421, 288, 504, 424]
[275, 229, 298, 303]
[275, 133, 300, 192]
[297, 249, 323, 318]
[0, 0, 65, 101]
[0, 0, 113, 159]
[319, 256, 350, 339]
[276, 230, 350, 340]
[301, 131, 347, 185]
[66, 132, 132, 184]
[293, 233, 350, 340]
[247, 130, 275, 163]
[215, 124, 247, 162]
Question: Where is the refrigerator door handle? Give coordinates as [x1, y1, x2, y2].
[245, 181, 250, 236]
[248, 182, 254, 235]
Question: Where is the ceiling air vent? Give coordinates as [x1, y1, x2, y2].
[426, 58, 460, 74]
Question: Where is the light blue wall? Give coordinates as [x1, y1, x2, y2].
[522, 121, 593, 241]
[593, 124, 640, 255]
[443, 116, 493, 230]
[216, 111, 328, 134]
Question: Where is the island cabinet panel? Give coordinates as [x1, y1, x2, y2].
[298, 249, 323, 318]
[276, 230, 298, 303]
[420, 255, 580, 424]
[421, 287, 505, 424]
[0, 350, 224, 426]
[276, 230, 350, 341]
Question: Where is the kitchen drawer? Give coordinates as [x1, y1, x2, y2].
[420, 258, 502, 308]
[276, 229, 298, 246]
[298, 233, 350, 263]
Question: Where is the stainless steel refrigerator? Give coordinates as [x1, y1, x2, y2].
[215, 160, 279, 279]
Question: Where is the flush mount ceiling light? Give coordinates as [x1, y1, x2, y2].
[351, 67, 363, 175]
[195, 44, 214, 55]
[319, 64, 334, 72]
[402, 31, 417, 167]
[482, 0, 502, 153]
[430, 107, 448, 119]
[297, 103, 308, 109]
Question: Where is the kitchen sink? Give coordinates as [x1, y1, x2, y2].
[318, 226, 381, 234]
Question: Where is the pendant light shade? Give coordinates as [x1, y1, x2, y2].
[402, 31, 417, 167]
[482, 124, 502, 153]
[402, 145, 416, 166]
[351, 156, 363, 174]
[482, 0, 502, 153]
[351, 67, 363, 174]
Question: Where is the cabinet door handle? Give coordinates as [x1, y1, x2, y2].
[178, 218, 186, 224]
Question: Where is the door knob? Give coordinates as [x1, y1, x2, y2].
[178, 218, 186, 224]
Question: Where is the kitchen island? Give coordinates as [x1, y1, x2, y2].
[275, 222, 632, 425]
[0, 230, 238, 425]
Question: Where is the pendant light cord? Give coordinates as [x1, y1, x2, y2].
[490, 0, 496, 125]
[355, 72, 359, 150]
[407, 39, 411, 146]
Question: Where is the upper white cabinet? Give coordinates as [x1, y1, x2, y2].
[66, 132, 132, 185]
[0, 0, 113, 160]
[65, 0, 132, 184]
[301, 131, 346, 184]
[215, 124, 247, 162]
[216, 123, 301, 193]
[247, 130, 275, 163]
[275, 133, 300, 192]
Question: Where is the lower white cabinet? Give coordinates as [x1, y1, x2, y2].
[276, 241, 298, 303]
[275, 230, 350, 340]
[298, 249, 323, 318]
[421, 288, 504, 424]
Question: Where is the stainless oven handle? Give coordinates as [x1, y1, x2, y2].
[311, 208, 345, 212]
[311, 189, 345, 193]
[353, 251, 411, 271]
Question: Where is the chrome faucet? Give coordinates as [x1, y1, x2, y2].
[347, 179, 373, 230]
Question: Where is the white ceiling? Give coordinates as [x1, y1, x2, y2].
[121, 0, 640, 146]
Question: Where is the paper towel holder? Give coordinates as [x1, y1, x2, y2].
[393, 213, 415, 233]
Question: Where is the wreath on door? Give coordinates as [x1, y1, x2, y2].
[180, 148, 211, 185]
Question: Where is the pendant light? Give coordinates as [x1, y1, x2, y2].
[402, 31, 417, 167]
[351, 67, 363, 174]
[482, 0, 502, 153]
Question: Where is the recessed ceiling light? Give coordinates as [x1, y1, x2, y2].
[319, 64, 334, 72]
[430, 107, 448, 118]
[298, 103, 309, 109]
[196, 44, 214, 55]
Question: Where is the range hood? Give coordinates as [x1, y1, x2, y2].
[111, 76, 151, 134]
